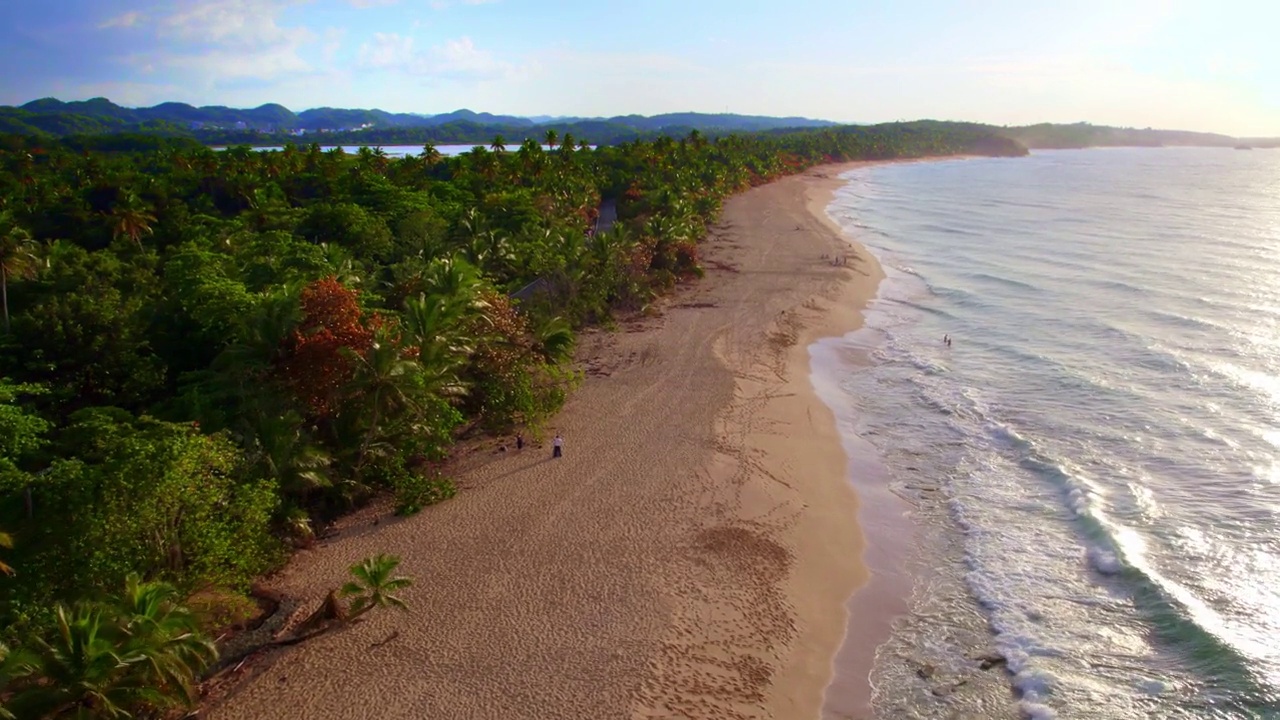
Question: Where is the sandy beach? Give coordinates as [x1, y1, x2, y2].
[210, 162, 892, 720]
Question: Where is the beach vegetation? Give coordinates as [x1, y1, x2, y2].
[0, 210, 40, 333]
[0, 119, 1022, 708]
[1, 574, 216, 720]
[339, 554, 413, 618]
[394, 470, 457, 517]
[0, 532, 12, 578]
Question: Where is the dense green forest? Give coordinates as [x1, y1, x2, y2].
[0, 121, 1023, 717]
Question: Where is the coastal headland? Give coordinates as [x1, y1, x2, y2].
[210, 162, 894, 720]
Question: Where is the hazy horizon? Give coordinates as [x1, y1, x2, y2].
[2, 0, 1276, 137]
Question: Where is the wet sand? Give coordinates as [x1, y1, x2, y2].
[209, 162, 895, 720]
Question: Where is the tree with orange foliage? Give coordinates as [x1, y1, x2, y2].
[278, 277, 375, 419]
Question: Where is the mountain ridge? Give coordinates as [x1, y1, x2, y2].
[1, 97, 1276, 150]
[6, 97, 839, 134]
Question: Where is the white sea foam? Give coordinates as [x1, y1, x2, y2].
[830, 149, 1280, 718]
[1086, 546, 1123, 575]
[1019, 700, 1059, 719]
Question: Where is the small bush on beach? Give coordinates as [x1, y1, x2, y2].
[339, 554, 413, 618]
[394, 472, 457, 516]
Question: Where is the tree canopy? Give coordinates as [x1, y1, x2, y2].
[0, 120, 1023, 716]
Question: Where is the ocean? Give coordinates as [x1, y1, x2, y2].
[820, 149, 1280, 719]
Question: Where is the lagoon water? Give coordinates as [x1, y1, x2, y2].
[823, 149, 1280, 718]
[214, 144, 567, 156]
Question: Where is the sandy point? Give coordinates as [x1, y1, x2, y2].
[208, 161, 905, 720]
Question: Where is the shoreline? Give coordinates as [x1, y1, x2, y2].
[206, 160, 936, 720]
[763, 163, 915, 719]
[803, 180, 915, 719]
[756, 164, 894, 719]
[627, 161, 892, 720]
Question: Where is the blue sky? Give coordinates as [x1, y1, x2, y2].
[1, 0, 1277, 135]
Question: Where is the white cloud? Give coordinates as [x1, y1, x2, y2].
[161, 45, 313, 81]
[115, 0, 317, 90]
[157, 0, 312, 51]
[349, 0, 497, 7]
[421, 36, 511, 80]
[322, 27, 346, 63]
[357, 34, 516, 81]
[98, 11, 144, 29]
[429, 0, 498, 9]
[358, 33, 415, 69]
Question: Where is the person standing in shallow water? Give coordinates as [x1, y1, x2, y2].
[552, 433, 563, 458]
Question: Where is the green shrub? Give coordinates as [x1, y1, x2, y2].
[0, 411, 282, 626]
[394, 472, 457, 516]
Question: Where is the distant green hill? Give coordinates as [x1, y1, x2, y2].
[608, 112, 834, 132]
[999, 122, 1252, 149]
[4, 97, 840, 136]
[1, 97, 1274, 149]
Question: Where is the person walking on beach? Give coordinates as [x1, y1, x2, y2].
[552, 433, 563, 458]
[515, 432, 524, 451]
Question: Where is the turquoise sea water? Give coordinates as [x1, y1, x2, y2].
[823, 149, 1280, 719]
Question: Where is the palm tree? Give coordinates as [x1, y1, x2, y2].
[532, 316, 576, 364]
[403, 290, 474, 399]
[344, 326, 428, 475]
[318, 243, 363, 288]
[339, 554, 413, 619]
[243, 409, 332, 501]
[544, 129, 558, 152]
[489, 135, 507, 153]
[455, 210, 516, 280]
[6, 578, 217, 719]
[466, 146, 497, 180]
[7, 605, 152, 719]
[0, 641, 37, 719]
[216, 289, 302, 377]
[0, 530, 14, 576]
[113, 574, 217, 706]
[0, 211, 39, 333]
[354, 146, 390, 177]
[106, 192, 156, 250]
[420, 143, 442, 166]
[399, 257, 483, 389]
